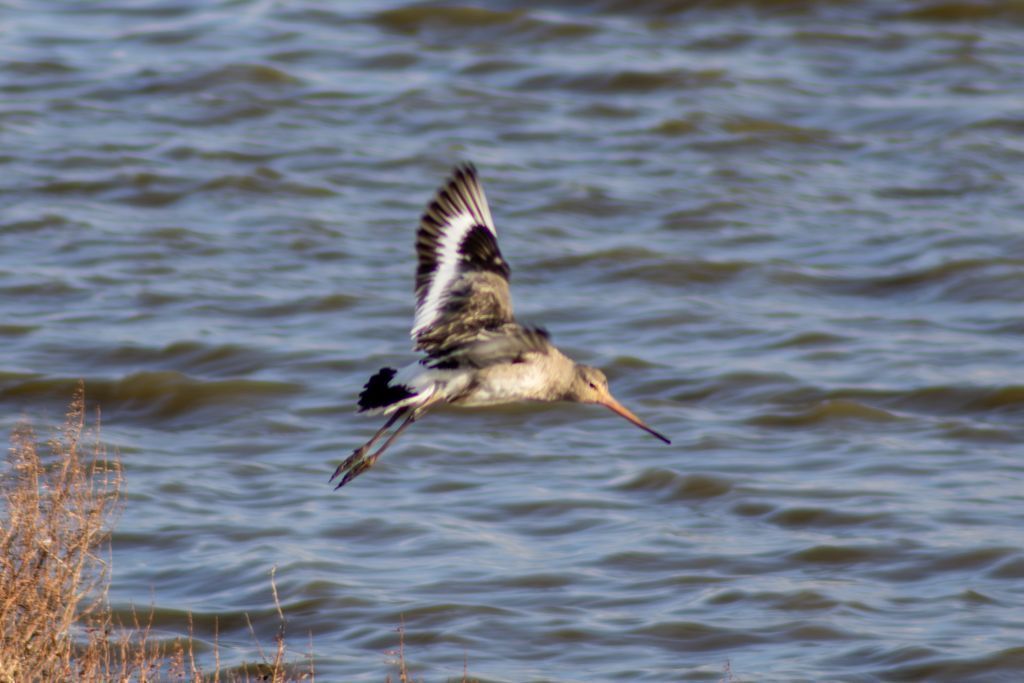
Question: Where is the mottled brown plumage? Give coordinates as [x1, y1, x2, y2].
[413, 165, 512, 354]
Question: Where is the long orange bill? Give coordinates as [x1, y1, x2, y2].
[601, 397, 671, 445]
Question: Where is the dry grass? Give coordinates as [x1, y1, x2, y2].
[0, 383, 123, 680]
[1, 384, 484, 682]
[0, 384, 313, 682]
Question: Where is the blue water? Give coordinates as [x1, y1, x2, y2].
[3, 1, 1024, 680]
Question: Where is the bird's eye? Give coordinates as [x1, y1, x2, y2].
[588, 382, 598, 390]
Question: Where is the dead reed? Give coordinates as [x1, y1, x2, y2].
[0, 384, 123, 680]
[0, 385, 313, 682]
[1, 385, 482, 681]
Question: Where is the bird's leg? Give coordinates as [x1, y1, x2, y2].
[334, 395, 441, 490]
[329, 408, 407, 484]
[335, 409, 419, 489]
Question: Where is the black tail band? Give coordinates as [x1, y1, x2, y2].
[357, 367, 415, 412]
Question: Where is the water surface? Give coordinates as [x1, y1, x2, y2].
[3, 1, 1024, 680]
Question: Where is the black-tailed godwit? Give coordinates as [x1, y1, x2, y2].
[331, 164, 669, 489]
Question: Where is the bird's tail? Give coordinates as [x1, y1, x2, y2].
[357, 367, 416, 414]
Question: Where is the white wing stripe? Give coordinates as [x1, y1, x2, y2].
[411, 212, 477, 337]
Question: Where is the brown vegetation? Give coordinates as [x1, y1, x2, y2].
[0, 385, 479, 682]
[0, 385, 313, 682]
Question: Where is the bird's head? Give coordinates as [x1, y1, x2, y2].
[568, 365, 671, 444]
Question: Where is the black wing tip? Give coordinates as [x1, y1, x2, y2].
[452, 161, 478, 178]
[427, 162, 478, 191]
[416, 162, 482, 236]
[446, 163, 480, 196]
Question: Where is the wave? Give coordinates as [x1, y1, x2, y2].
[691, 370, 1024, 423]
[0, 372, 301, 423]
[516, 67, 727, 94]
[749, 399, 902, 428]
[771, 258, 1024, 302]
[372, 6, 598, 43]
[32, 167, 335, 206]
[615, 468, 733, 501]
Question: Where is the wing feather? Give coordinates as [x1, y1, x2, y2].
[425, 324, 551, 369]
[412, 164, 514, 352]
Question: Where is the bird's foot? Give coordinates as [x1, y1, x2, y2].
[329, 445, 369, 484]
[334, 451, 384, 490]
[331, 408, 418, 490]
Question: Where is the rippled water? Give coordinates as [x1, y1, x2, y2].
[4, 1, 1024, 680]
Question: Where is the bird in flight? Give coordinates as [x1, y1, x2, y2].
[331, 163, 670, 489]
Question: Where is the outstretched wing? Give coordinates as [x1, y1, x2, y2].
[412, 163, 514, 353]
